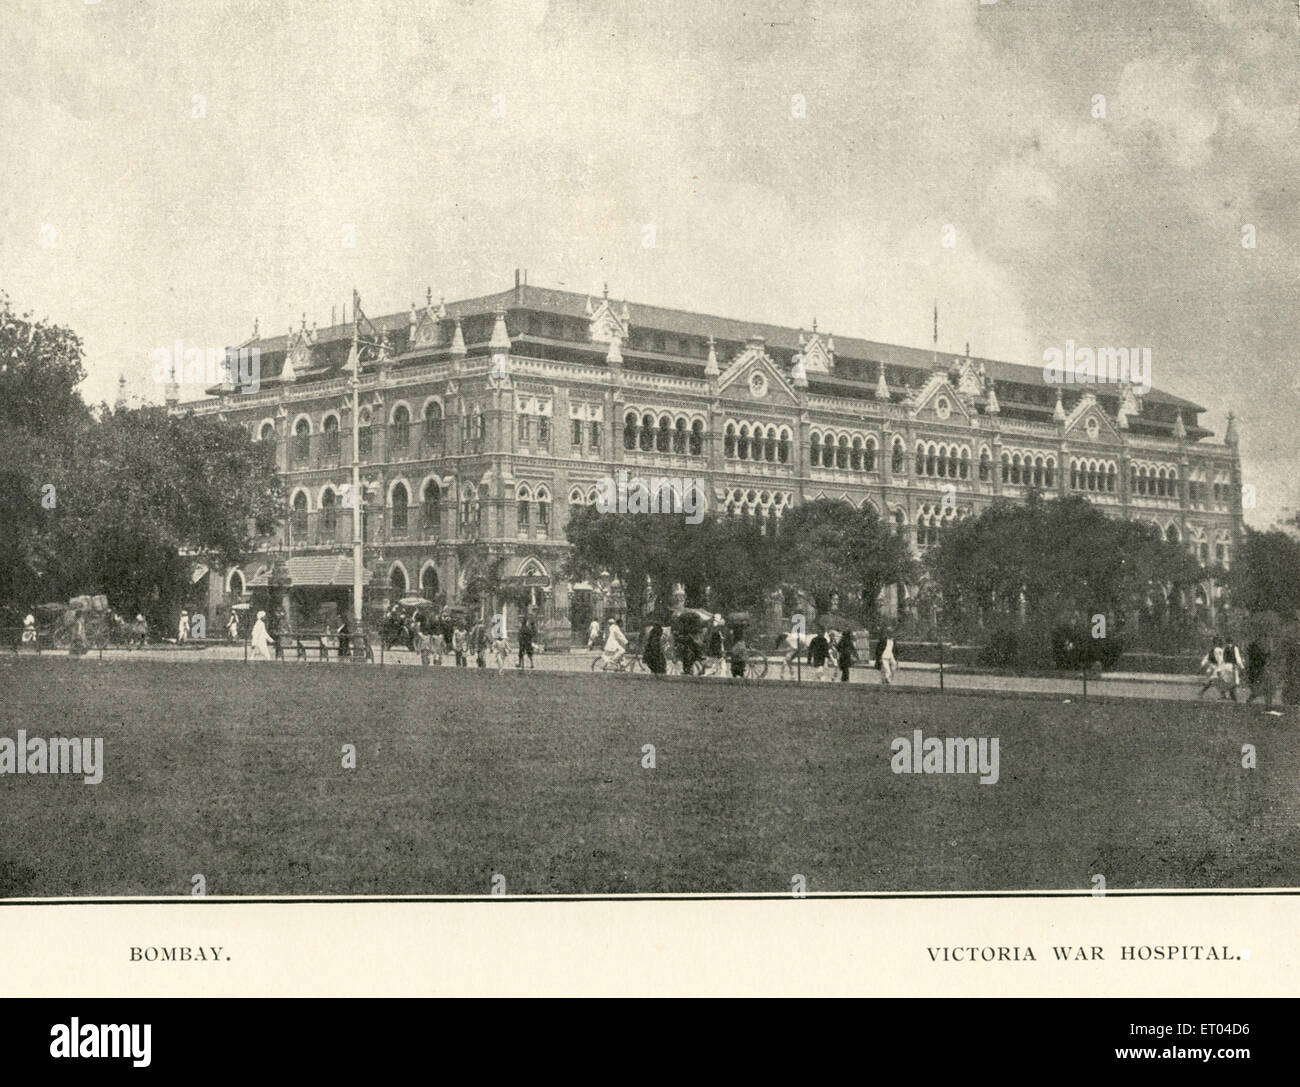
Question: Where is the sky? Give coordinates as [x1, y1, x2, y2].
[2, 0, 1297, 527]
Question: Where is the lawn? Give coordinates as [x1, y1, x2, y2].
[0, 657, 1294, 896]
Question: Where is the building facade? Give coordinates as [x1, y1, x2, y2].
[179, 275, 1244, 636]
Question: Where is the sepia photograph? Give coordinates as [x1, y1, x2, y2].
[1, 0, 1297, 918]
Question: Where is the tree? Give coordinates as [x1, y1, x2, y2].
[1232, 527, 1300, 619]
[774, 499, 914, 620]
[0, 293, 91, 604]
[0, 292, 284, 617]
[926, 493, 1205, 652]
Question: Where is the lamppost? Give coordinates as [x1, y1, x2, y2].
[344, 290, 388, 634]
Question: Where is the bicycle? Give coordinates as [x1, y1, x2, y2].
[698, 646, 769, 679]
[592, 651, 640, 673]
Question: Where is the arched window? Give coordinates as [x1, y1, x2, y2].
[323, 415, 339, 457]
[892, 439, 905, 475]
[424, 402, 444, 450]
[259, 421, 275, 443]
[624, 412, 638, 451]
[726, 423, 737, 459]
[391, 483, 409, 533]
[639, 413, 654, 452]
[1001, 452, 1010, 484]
[1044, 458, 1055, 488]
[836, 436, 849, 469]
[864, 438, 877, 472]
[915, 445, 926, 476]
[778, 428, 791, 464]
[960, 449, 970, 480]
[1166, 524, 1180, 544]
[460, 484, 479, 527]
[738, 425, 750, 461]
[390, 566, 407, 595]
[765, 427, 777, 462]
[517, 484, 531, 534]
[925, 445, 936, 478]
[358, 409, 372, 457]
[391, 406, 410, 453]
[228, 569, 245, 598]
[851, 437, 863, 471]
[291, 491, 308, 541]
[321, 488, 337, 539]
[1011, 454, 1022, 485]
[656, 415, 671, 453]
[422, 480, 441, 532]
[293, 419, 311, 463]
[1106, 465, 1116, 492]
[979, 449, 991, 482]
[673, 418, 687, 455]
[536, 487, 551, 535]
[421, 565, 439, 599]
[690, 420, 704, 457]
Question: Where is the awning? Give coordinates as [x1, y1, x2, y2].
[246, 555, 372, 588]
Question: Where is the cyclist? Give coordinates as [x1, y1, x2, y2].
[601, 616, 628, 670]
[778, 622, 803, 680]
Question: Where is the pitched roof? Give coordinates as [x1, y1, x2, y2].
[228, 282, 1204, 413]
[246, 555, 371, 588]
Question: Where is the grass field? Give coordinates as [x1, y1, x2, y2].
[0, 657, 1294, 896]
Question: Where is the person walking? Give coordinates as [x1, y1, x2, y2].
[673, 611, 701, 676]
[21, 611, 37, 651]
[226, 609, 240, 643]
[838, 628, 857, 683]
[876, 629, 898, 685]
[808, 627, 829, 681]
[644, 621, 667, 675]
[250, 610, 273, 660]
[470, 617, 487, 668]
[586, 618, 601, 650]
[728, 628, 748, 679]
[517, 611, 537, 669]
[453, 623, 468, 667]
[1244, 640, 1271, 705]
[177, 608, 190, 644]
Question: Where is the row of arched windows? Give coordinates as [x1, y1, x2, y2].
[1132, 465, 1178, 498]
[624, 413, 706, 455]
[811, 433, 877, 471]
[516, 483, 552, 534]
[727, 423, 792, 463]
[1001, 452, 1056, 488]
[914, 442, 970, 480]
[1070, 458, 1118, 493]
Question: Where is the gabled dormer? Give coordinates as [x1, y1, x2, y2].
[408, 288, 448, 350]
[909, 372, 970, 424]
[1063, 392, 1121, 443]
[797, 321, 835, 375]
[586, 285, 631, 345]
[717, 336, 799, 406]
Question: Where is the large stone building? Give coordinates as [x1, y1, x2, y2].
[179, 273, 1243, 636]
